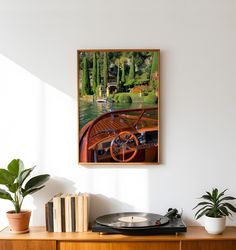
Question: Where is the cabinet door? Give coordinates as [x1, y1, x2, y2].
[181, 240, 236, 250]
[0, 240, 56, 250]
[59, 241, 180, 250]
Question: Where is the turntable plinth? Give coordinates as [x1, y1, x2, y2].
[1, 226, 236, 250]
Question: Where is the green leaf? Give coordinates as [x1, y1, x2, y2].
[206, 210, 215, 217]
[0, 169, 15, 185]
[212, 188, 218, 202]
[216, 189, 227, 201]
[7, 183, 19, 193]
[22, 185, 45, 197]
[194, 205, 212, 218]
[200, 194, 212, 201]
[24, 174, 50, 190]
[18, 166, 36, 185]
[196, 208, 211, 220]
[219, 206, 229, 216]
[7, 159, 24, 178]
[0, 188, 13, 200]
[219, 196, 236, 203]
[223, 203, 236, 213]
[206, 191, 211, 195]
[193, 201, 212, 210]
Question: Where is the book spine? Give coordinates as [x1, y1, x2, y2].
[53, 198, 57, 232]
[83, 193, 89, 232]
[61, 197, 66, 232]
[45, 203, 49, 231]
[75, 195, 79, 232]
[48, 201, 54, 232]
[71, 196, 76, 232]
[53, 196, 62, 232]
[65, 195, 72, 232]
[78, 194, 84, 232]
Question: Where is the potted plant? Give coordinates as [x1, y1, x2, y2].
[193, 188, 236, 234]
[0, 159, 50, 233]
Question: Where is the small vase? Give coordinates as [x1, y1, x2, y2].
[6, 210, 31, 233]
[204, 215, 226, 234]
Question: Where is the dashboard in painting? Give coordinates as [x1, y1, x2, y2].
[78, 49, 160, 164]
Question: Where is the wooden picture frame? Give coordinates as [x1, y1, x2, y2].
[78, 49, 160, 165]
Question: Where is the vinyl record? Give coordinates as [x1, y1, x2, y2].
[96, 212, 169, 229]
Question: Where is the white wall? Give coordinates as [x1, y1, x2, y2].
[0, 0, 236, 228]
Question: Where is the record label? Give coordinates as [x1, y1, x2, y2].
[118, 216, 147, 223]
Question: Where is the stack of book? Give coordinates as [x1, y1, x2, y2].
[45, 193, 89, 232]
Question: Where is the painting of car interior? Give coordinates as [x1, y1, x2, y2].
[78, 49, 160, 164]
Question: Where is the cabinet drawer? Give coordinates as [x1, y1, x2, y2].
[181, 240, 236, 250]
[0, 240, 56, 250]
[59, 241, 180, 250]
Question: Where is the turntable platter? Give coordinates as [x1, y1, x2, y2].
[96, 212, 169, 229]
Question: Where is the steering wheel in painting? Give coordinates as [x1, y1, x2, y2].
[110, 131, 139, 162]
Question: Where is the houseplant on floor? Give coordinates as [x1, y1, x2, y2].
[193, 188, 236, 234]
[0, 159, 50, 233]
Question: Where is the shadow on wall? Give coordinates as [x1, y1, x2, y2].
[89, 194, 134, 225]
[31, 177, 76, 226]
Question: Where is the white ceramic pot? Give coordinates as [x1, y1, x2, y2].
[204, 215, 226, 234]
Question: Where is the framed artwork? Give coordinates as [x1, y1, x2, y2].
[78, 49, 160, 164]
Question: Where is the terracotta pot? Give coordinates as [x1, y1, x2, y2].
[6, 210, 31, 233]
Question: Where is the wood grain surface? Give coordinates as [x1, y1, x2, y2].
[181, 240, 236, 250]
[0, 240, 56, 250]
[58, 242, 180, 250]
[1, 226, 236, 250]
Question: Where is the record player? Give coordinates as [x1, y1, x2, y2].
[92, 208, 187, 235]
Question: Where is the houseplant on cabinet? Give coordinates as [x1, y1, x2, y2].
[193, 188, 236, 234]
[0, 159, 50, 233]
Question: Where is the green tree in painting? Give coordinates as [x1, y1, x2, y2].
[92, 53, 97, 93]
[114, 58, 123, 92]
[150, 51, 159, 90]
[116, 62, 120, 91]
[81, 56, 91, 95]
[96, 58, 100, 87]
[121, 63, 125, 84]
[80, 51, 158, 99]
[103, 52, 108, 87]
[126, 55, 135, 86]
[119, 55, 130, 91]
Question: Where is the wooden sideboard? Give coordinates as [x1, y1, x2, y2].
[1, 226, 236, 250]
